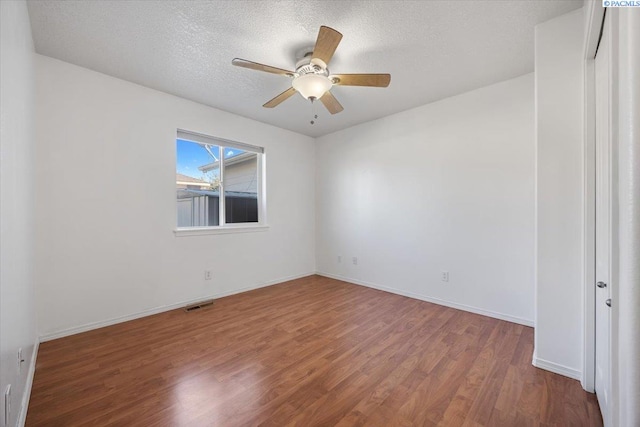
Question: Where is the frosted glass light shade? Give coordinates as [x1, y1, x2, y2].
[292, 74, 332, 100]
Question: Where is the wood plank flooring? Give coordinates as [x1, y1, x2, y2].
[26, 275, 602, 426]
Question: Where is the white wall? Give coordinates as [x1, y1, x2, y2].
[315, 73, 535, 326]
[0, 1, 38, 425]
[34, 55, 316, 338]
[534, 9, 584, 379]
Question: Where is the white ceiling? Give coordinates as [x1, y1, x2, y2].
[27, 0, 582, 137]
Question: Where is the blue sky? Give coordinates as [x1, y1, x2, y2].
[176, 139, 242, 179]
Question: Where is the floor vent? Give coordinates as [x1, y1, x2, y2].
[184, 300, 214, 312]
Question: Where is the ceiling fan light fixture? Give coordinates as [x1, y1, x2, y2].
[292, 74, 332, 100]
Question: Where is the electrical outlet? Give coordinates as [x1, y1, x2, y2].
[352, 257, 358, 265]
[4, 385, 10, 426]
[204, 270, 212, 281]
[337, 255, 342, 263]
[441, 271, 449, 282]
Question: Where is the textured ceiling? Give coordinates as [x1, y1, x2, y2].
[27, 0, 582, 137]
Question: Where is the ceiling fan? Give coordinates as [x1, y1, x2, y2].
[232, 26, 391, 115]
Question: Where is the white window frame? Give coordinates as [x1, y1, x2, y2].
[174, 129, 268, 236]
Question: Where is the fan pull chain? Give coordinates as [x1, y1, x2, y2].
[310, 99, 318, 125]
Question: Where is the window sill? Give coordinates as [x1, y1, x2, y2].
[174, 224, 269, 237]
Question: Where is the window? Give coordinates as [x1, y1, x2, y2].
[175, 130, 265, 232]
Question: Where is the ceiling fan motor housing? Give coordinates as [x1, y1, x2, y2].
[295, 63, 329, 78]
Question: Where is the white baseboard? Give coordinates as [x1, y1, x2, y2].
[316, 271, 534, 327]
[532, 355, 582, 381]
[39, 272, 315, 342]
[18, 337, 39, 427]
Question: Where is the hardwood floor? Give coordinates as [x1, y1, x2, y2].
[27, 275, 602, 426]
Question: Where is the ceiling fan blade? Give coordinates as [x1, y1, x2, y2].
[263, 87, 297, 108]
[311, 26, 343, 66]
[330, 74, 391, 87]
[319, 91, 344, 114]
[232, 58, 293, 76]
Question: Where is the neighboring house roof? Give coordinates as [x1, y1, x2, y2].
[176, 173, 210, 186]
[198, 152, 256, 173]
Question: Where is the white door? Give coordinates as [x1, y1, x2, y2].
[594, 12, 612, 426]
